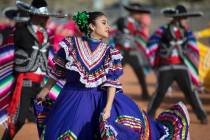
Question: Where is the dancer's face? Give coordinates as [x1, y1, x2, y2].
[131, 12, 150, 24]
[173, 17, 189, 29]
[5, 18, 16, 27]
[89, 15, 110, 39]
[180, 19, 189, 28]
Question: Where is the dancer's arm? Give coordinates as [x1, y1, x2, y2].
[37, 78, 56, 100]
[102, 87, 116, 120]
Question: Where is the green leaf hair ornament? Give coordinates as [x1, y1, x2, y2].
[73, 11, 91, 37]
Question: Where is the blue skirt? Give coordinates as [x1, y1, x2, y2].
[40, 84, 189, 140]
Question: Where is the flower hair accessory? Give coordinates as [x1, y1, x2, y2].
[73, 11, 90, 37]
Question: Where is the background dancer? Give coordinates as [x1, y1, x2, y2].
[111, 3, 151, 99]
[1, 0, 65, 139]
[147, 5, 208, 124]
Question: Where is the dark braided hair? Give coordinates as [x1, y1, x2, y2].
[73, 11, 105, 37]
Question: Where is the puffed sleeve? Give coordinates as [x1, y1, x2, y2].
[49, 47, 67, 81]
[102, 47, 123, 89]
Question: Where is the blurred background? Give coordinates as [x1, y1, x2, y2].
[1, 0, 210, 30]
[1, 0, 210, 40]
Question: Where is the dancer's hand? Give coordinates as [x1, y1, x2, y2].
[102, 107, 111, 121]
[36, 87, 49, 101]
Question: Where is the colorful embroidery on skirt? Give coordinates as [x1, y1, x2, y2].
[157, 109, 189, 140]
[156, 102, 190, 140]
[100, 120, 118, 140]
[34, 98, 55, 136]
[141, 112, 152, 140]
[57, 130, 77, 140]
[40, 127, 46, 140]
[115, 115, 142, 131]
